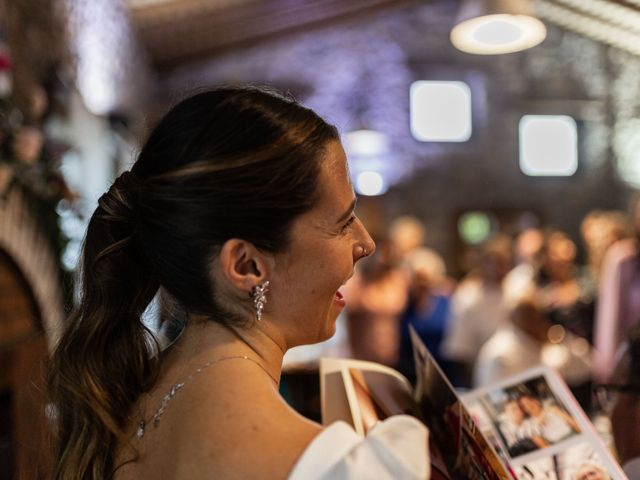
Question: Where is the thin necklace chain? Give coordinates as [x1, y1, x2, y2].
[136, 355, 279, 438]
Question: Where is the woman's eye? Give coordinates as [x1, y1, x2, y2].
[342, 215, 356, 231]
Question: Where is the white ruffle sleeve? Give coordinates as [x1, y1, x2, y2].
[288, 415, 430, 480]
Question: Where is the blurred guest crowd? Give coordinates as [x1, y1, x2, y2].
[312, 206, 640, 413]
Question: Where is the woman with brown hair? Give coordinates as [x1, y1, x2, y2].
[47, 87, 428, 479]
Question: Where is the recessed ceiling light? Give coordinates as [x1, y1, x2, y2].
[519, 115, 578, 176]
[410, 81, 472, 142]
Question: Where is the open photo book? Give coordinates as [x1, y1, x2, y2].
[319, 327, 627, 479]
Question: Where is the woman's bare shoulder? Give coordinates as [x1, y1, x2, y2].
[116, 364, 321, 479]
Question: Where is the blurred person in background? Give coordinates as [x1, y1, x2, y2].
[595, 196, 640, 382]
[441, 234, 512, 387]
[344, 235, 410, 366]
[503, 228, 545, 301]
[537, 230, 595, 344]
[474, 296, 591, 406]
[389, 215, 426, 261]
[580, 210, 631, 289]
[608, 324, 640, 478]
[397, 247, 453, 381]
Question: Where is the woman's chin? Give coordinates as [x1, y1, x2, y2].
[320, 321, 338, 342]
[311, 325, 338, 346]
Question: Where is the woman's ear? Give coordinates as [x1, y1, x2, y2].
[218, 239, 270, 292]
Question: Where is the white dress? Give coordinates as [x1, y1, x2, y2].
[288, 415, 430, 479]
[538, 409, 574, 443]
[441, 279, 508, 365]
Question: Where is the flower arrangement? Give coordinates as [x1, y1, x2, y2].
[0, 45, 76, 282]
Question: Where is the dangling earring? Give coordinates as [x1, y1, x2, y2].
[251, 280, 270, 321]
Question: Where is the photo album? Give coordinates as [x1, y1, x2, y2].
[319, 327, 626, 480]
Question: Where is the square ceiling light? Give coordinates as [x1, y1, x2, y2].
[519, 115, 578, 176]
[410, 81, 472, 142]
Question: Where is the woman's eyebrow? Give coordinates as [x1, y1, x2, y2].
[336, 197, 357, 224]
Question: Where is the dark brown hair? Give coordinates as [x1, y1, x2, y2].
[47, 87, 338, 478]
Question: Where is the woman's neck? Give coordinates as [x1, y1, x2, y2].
[170, 318, 286, 384]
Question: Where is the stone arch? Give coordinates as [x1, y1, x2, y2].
[0, 248, 52, 479]
[0, 187, 65, 349]
[0, 186, 65, 478]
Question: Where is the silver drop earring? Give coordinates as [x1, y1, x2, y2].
[251, 280, 270, 321]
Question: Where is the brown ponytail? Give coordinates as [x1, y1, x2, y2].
[48, 173, 160, 478]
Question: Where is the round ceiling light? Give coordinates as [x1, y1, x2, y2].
[451, 13, 546, 54]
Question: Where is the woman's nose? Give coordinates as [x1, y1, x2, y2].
[364, 233, 376, 257]
[356, 224, 375, 260]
